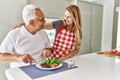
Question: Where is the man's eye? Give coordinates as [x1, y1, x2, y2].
[39, 18, 44, 21]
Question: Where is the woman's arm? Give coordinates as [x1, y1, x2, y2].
[11, 23, 25, 29]
[58, 43, 81, 61]
[44, 20, 64, 30]
[44, 22, 54, 29]
[12, 22, 54, 30]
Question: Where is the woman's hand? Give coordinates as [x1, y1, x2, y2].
[42, 48, 52, 58]
[58, 55, 68, 61]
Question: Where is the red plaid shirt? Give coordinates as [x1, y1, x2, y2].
[48, 26, 75, 59]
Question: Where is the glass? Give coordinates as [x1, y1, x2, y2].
[67, 56, 75, 68]
[115, 56, 120, 63]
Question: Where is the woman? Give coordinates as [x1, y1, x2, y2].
[44, 5, 82, 61]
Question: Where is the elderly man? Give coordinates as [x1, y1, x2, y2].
[0, 4, 51, 68]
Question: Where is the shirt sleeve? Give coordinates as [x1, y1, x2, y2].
[0, 30, 15, 53]
[52, 20, 63, 34]
[46, 34, 51, 48]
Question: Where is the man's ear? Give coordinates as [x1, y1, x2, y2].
[29, 20, 34, 25]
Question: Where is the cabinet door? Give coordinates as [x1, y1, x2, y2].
[91, 4, 103, 52]
[78, 1, 103, 54]
[78, 2, 92, 54]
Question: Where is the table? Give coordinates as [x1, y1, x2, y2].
[5, 53, 120, 80]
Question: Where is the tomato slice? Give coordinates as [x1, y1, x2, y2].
[51, 63, 59, 68]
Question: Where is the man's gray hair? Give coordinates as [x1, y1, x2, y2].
[22, 4, 39, 25]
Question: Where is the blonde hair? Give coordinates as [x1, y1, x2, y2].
[66, 5, 82, 49]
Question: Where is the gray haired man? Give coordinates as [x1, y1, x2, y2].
[0, 4, 51, 68]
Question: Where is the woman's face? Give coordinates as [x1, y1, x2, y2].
[64, 10, 73, 26]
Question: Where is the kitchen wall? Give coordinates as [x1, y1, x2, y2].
[0, 0, 27, 43]
[100, 0, 118, 51]
[0, 1, 27, 80]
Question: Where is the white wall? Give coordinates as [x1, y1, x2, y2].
[99, 0, 118, 51]
[0, 1, 27, 80]
[0, 0, 27, 44]
[117, 12, 120, 48]
[101, 0, 115, 50]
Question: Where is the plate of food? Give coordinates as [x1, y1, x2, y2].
[97, 49, 118, 57]
[35, 58, 62, 70]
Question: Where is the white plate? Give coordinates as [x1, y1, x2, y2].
[35, 63, 63, 70]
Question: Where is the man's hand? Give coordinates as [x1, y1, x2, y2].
[42, 48, 52, 58]
[16, 54, 35, 65]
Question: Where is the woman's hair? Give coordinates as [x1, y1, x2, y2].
[66, 5, 82, 49]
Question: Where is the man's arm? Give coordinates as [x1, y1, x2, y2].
[0, 53, 35, 64]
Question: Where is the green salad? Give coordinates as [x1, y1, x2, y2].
[44, 58, 61, 66]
